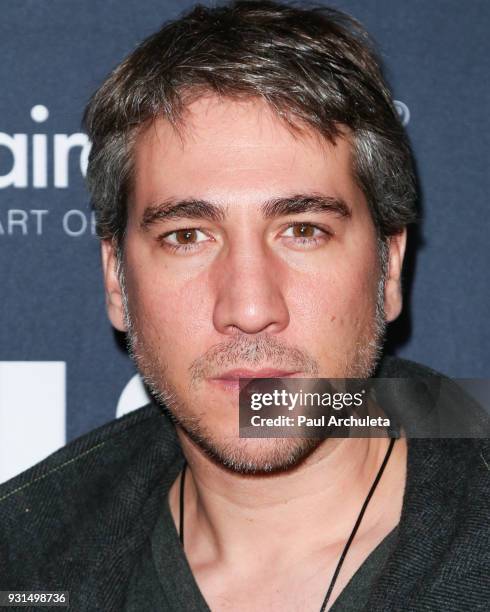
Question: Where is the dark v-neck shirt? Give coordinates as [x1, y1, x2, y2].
[124, 487, 399, 612]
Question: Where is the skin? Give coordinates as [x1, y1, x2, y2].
[102, 95, 407, 610]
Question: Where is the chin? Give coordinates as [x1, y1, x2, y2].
[177, 418, 321, 475]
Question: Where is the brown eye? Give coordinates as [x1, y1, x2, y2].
[291, 224, 315, 238]
[160, 227, 209, 249]
[281, 223, 329, 248]
[175, 229, 198, 244]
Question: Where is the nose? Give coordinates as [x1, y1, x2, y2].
[212, 242, 290, 336]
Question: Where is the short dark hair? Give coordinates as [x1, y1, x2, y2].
[84, 0, 417, 248]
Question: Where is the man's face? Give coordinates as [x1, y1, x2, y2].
[102, 96, 405, 473]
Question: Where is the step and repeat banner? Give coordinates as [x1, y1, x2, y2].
[1, 0, 489, 483]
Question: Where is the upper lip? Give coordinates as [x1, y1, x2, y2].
[212, 368, 300, 380]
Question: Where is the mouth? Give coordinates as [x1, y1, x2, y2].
[208, 368, 301, 392]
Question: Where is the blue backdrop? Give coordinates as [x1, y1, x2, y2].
[0, 0, 488, 481]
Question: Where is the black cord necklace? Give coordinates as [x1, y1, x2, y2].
[179, 437, 396, 611]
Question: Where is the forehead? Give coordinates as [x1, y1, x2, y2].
[130, 95, 363, 212]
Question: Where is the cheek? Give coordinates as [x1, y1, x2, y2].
[125, 255, 214, 350]
[284, 249, 379, 343]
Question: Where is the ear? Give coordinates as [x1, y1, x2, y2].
[384, 229, 407, 323]
[101, 239, 127, 332]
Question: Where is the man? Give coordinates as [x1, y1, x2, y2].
[0, 2, 487, 611]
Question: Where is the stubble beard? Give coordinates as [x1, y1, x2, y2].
[118, 252, 387, 475]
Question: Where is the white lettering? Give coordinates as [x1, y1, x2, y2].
[31, 105, 49, 123]
[0, 209, 49, 235]
[0, 134, 28, 188]
[8, 209, 28, 235]
[54, 133, 91, 188]
[0, 361, 65, 484]
[62, 209, 87, 236]
[30, 209, 49, 235]
[0, 106, 93, 189]
[288, 392, 299, 411]
[33, 134, 48, 188]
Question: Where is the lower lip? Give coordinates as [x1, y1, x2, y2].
[209, 379, 242, 392]
[208, 373, 300, 392]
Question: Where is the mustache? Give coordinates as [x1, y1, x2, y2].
[189, 333, 319, 384]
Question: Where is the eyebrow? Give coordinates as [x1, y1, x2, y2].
[140, 194, 351, 230]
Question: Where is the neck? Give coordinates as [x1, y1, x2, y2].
[168, 433, 407, 566]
